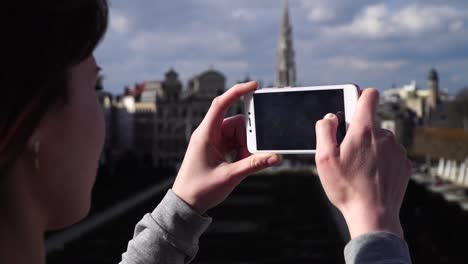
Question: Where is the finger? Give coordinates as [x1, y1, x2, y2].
[375, 128, 394, 136]
[398, 143, 408, 156]
[315, 113, 340, 165]
[224, 153, 281, 184]
[375, 128, 396, 143]
[221, 115, 246, 146]
[349, 88, 379, 131]
[237, 145, 252, 160]
[220, 115, 250, 159]
[200, 81, 257, 134]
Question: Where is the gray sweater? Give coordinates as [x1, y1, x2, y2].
[120, 190, 411, 264]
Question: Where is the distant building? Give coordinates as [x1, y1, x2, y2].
[107, 68, 243, 169]
[381, 69, 452, 126]
[378, 68, 460, 150]
[112, 95, 135, 154]
[276, 0, 296, 88]
[133, 102, 156, 161]
[377, 101, 417, 147]
[138, 80, 164, 103]
[155, 69, 187, 168]
[155, 69, 242, 168]
[427, 68, 440, 114]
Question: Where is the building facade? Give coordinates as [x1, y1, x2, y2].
[155, 69, 242, 168]
[155, 69, 187, 168]
[101, 68, 244, 170]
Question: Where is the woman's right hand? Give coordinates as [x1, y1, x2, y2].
[172, 81, 280, 215]
[315, 88, 411, 239]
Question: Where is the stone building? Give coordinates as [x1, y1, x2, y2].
[133, 102, 156, 160]
[106, 68, 243, 169]
[154, 69, 186, 168]
[155, 69, 242, 168]
[110, 95, 135, 157]
[381, 69, 451, 126]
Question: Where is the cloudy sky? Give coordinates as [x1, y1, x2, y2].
[95, 0, 468, 95]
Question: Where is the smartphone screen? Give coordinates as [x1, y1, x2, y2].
[253, 90, 346, 150]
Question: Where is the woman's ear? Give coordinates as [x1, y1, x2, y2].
[27, 129, 40, 152]
[26, 129, 42, 170]
[25, 124, 42, 153]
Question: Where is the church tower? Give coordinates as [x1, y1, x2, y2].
[276, 0, 296, 88]
[427, 68, 440, 112]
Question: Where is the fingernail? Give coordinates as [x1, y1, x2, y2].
[267, 155, 280, 166]
[245, 81, 258, 88]
[324, 113, 335, 119]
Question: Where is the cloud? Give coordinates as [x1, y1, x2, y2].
[95, 0, 468, 95]
[231, 9, 257, 22]
[328, 56, 407, 71]
[129, 30, 244, 56]
[301, 0, 375, 24]
[308, 6, 336, 23]
[173, 59, 249, 79]
[109, 10, 131, 34]
[450, 20, 464, 32]
[327, 3, 468, 39]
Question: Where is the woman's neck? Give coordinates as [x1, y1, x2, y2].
[0, 169, 46, 264]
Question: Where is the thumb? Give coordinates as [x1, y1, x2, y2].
[315, 113, 340, 165]
[224, 153, 281, 184]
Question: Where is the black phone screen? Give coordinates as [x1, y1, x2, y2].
[253, 89, 346, 150]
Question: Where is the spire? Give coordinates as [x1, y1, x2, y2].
[276, 0, 296, 88]
[282, 0, 290, 31]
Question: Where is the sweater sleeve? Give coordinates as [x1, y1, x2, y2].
[344, 232, 412, 264]
[120, 189, 212, 264]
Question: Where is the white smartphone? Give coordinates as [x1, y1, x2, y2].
[244, 84, 359, 154]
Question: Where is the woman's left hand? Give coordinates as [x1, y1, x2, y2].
[172, 81, 281, 214]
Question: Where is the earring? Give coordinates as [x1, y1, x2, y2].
[33, 140, 40, 170]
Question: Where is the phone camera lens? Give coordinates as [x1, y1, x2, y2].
[249, 130, 252, 133]
[248, 112, 251, 115]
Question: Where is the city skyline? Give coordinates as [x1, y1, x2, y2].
[95, 0, 468, 95]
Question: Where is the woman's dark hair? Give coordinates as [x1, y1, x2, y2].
[0, 1, 109, 175]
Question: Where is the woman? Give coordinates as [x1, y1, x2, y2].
[0, 1, 412, 264]
[0, 2, 278, 263]
[0, 1, 109, 263]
